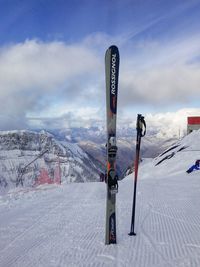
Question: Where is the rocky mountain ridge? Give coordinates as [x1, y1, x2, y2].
[54, 127, 178, 176]
[0, 127, 179, 193]
[0, 130, 102, 193]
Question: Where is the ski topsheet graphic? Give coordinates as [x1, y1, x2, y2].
[105, 45, 120, 244]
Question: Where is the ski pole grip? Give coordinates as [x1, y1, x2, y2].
[137, 114, 146, 137]
[141, 116, 146, 137]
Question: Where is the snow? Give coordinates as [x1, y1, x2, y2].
[0, 130, 101, 189]
[61, 141, 89, 160]
[0, 131, 200, 266]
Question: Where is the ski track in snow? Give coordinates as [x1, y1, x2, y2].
[136, 175, 200, 267]
[1, 170, 200, 266]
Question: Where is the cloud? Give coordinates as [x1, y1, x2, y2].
[119, 33, 200, 107]
[145, 108, 200, 138]
[27, 108, 200, 142]
[0, 31, 200, 131]
[29, 108, 104, 129]
[117, 108, 200, 139]
[0, 39, 101, 129]
[120, 64, 200, 107]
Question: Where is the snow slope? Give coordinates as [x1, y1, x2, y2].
[0, 131, 200, 266]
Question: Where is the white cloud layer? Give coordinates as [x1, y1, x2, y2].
[145, 108, 200, 138]
[0, 39, 101, 129]
[120, 64, 200, 106]
[119, 33, 200, 107]
[0, 34, 199, 131]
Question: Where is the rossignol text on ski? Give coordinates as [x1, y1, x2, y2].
[105, 45, 120, 245]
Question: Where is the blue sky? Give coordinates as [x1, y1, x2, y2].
[1, 0, 199, 44]
[0, 0, 200, 132]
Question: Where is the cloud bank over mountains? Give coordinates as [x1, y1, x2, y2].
[0, 32, 199, 133]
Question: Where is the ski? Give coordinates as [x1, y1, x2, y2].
[105, 45, 120, 245]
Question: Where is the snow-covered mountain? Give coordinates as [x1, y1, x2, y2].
[0, 127, 179, 195]
[0, 130, 200, 266]
[51, 126, 179, 176]
[149, 128, 200, 177]
[0, 130, 102, 193]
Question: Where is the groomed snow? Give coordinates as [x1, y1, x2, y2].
[0, 130, 200, 266]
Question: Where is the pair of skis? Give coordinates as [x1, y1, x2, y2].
[105, 46, 146, 244]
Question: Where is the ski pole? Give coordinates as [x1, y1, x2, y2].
[129, 114, 146, 236]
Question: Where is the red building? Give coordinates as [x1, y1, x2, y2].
[187, 117, 200, 134]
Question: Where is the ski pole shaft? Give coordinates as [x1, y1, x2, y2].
[129, 134, 141, 235]
[129, 114, 146, 236]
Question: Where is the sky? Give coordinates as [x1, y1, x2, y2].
[0, 0, 200, 133]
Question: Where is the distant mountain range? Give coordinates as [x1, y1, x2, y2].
[0, 130, 102, 193]
[0, 127, 179, 193]
[50, 126, 179, 176]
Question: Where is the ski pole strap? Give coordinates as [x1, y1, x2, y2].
[137, 114, 146, 137]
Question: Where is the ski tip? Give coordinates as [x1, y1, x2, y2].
[105, 45, 120, 61]
[107, 45, 119, 52]
[109, 44, 118, 49]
